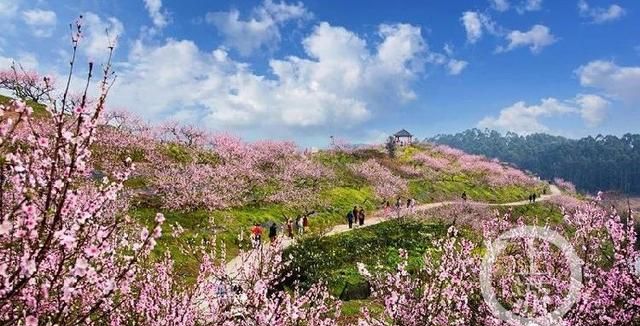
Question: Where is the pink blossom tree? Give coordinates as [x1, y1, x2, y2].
[349, 159, 407, 200]
[358, 227, 480, 325]
[554, 178, 577, 193]
[0, 20, 164, 325]
[360, 200, 640, 325]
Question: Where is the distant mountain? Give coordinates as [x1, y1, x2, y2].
[429, 129, 640, 195]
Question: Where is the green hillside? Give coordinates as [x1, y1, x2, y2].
[126, 143, 547, 280]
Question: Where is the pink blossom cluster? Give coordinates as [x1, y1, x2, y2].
[432, 144, 466, 158]
[0, 67, 55, 103]
[427, 144, 537, 187]
[547, 194, 583, 213]
[0, 28, 341, 324]
[92, 118, 334, 211]
[113, 241, 340, 325]
[359, 227, 479, 325]
[417, 202, 497, 230]
[349, 159, 407, 200]
[361, 200, 640, 325]
[0, 57, 164, 324]
[412, 152, 451, 172]
[150, 134, 333, 211]
[554, 177, 577, 193]
[457, 154, 536, 187]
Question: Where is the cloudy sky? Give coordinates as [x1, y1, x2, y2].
[0, 0, 638, 146]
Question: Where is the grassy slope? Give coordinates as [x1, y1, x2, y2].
[130, 144, 547, 282]
[0, 94, 49, 117]
[285, 202, 564, 318]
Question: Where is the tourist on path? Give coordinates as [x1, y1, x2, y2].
[286, 219, 293, 238]
[529, 194, 533, 203]
[358, 207, 365, 226]
[384, 200, 391, 216]
[303, 215, 309, 230]
[268, 222, 277, 242]
[532, 193, 537, 203]
[347, 210, 354, 229]
[250, 223, 262, 249]
[296, 216, 304, 236]
[352, 206, 359, 228]
[461, 192, 467, 202]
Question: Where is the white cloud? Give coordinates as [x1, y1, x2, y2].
[518, 0, 543, 13]
[576, 60, 640, 103]
[490, 0, 542, 13]
[82, 12, 124, 62]
[447, 59, 468, 75]
[461, 11, 484, 43]
[0, 52, 38, 70]
[143, 0, 168, 29]
[460, 11, 500, 44]
[575, 94, 609, 127]
[490, 0, 510, 12]
[22, 9, 56, 37]
[578, 0, 625, 24]
[206, 0, 311, 56]
[478, 98, 576, 134]
[110, 22, 428, 136]
[478, 94, 610, 133]
[497, 24, 556, 53]
[0, 0, 19, 17]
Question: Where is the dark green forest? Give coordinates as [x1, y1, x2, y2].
[429, 129, 640, 195]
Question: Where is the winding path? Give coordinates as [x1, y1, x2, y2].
[225, 185, 562, 276]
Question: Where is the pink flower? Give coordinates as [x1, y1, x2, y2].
[84, 245, 98, 258]
[25, 315, 37, 326]
[73, 258, 89, 277]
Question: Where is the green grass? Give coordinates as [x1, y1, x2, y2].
[495, 202, 564, 225]
[285, 219, 450, 299]
[0, 94, 49, 117]
[339, 299, 384, 324]
[130, 185, 377, 281]
[408, 174, 542, 204]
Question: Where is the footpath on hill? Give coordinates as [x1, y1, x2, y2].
[225, 185, 562, 276]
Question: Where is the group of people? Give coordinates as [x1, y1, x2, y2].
[250, 223, 278, 248]
[528, 193, 538, 203]
[249, 215, 310, 248]
[285, 215, 309, 238]
[346, 206, 366, 228]
[382, 197, 417, 216]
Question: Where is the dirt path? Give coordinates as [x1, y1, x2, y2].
[225, 185, 562, 276]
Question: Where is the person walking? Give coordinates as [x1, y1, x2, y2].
[532, 193, 537, 203]
[303, 215, 309, 231]
[352, 206, 359, 228]
[346, 210, 354, 229]
[286, 219, 293, 238]
[296, 216, 304, 236]
[250, 223, 262, 249]
[528, 194, 533, 203]
[358, 207, 365, 226]
[384, 200, 391, 216]
[461, 192, 467, 202]
[268, 222, 277, 242]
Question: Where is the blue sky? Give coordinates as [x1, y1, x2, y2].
[0, 0, 638, 146]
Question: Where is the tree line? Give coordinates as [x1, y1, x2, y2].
[429, 129, 640, 195]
